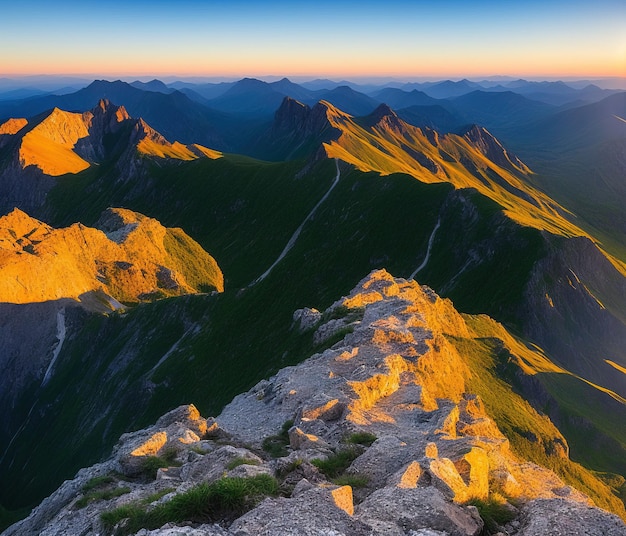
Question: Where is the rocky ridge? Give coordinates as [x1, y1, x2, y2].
[6, 270, 624, 536]
[0, 100, 221, 215]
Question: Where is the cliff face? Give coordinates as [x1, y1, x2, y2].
[6, 271, 624, 536]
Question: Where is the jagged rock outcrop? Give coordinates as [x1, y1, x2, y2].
[0, 100, 221, 214]
[6, 270, 623, 536]
[251, 96, 342, 161]
[462, 125, 530, 174]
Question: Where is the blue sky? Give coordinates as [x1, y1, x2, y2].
[1, 0, 624, 79]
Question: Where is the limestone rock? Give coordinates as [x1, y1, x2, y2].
[293, 307, 321, 332]
[231, 486, 370, 535]
[517, 498, 626, 536]
[358, 486, 483, 536]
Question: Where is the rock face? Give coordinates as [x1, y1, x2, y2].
[462, 125, 530, 174]
[250, 96, 342, 160]
[0, 206, 223, 306]
[5, 270, 624, 536]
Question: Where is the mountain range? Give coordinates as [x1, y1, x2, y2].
[0, 76, 624, 534]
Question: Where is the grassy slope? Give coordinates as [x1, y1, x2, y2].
[492, 94, 626, 264]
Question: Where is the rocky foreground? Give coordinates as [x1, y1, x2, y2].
[5, 270, 625, 536]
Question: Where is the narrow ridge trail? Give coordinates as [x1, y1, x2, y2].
[250, 158, 341, 286]
[410, 217, 441, 280]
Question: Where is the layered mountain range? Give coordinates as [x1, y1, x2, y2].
[0, 78, 624, 534]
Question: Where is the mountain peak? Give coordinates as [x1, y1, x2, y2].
[370, 102, 398, 121]
[0, 207, 49, 240]
[90, 98, 130, 126]
[462, 124, 530, 174]
[273, 96, 311, 129]
[364, 102, 406, 132]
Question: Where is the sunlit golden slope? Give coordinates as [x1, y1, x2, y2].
[0, 118, 28, 135]
[134, 119, 222, 161]
[464, 313, 626, 404]
[19, 108, 91, 175]
[318, 101, 580, 238]
[3, 100, 221, 177]
[0, 207, 223, 309]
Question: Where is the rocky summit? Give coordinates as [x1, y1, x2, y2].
[6, 270, 624, 536]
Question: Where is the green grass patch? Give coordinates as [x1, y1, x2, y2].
[466, 496, 516, 534]
[346, 432, 377, 447]
[101, 475, 279, 535]
[140, 488, 176, 505]
[82, 475, 116, 492]
[139, 450, 182, 480]
[262, 420, 293, 458]
[312, 448, 361, 479]
[332, 474, 369, 488]
[75, 487, 131, 509]
[226, 457, 261, 470]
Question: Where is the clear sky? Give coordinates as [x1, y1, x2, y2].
[1, 0, 624, 79]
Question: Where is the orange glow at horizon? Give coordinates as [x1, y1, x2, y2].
[1, 0, 624, 81]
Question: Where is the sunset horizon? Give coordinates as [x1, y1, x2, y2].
[2, 0, 624, 81]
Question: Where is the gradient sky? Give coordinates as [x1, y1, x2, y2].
[1, 0, 624, 79]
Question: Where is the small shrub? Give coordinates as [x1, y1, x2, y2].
[139, 457, 170, 479]
[139, 451, 182, 480]
[276, 458, 303, 478]
[162, 447, 180, 464]
[312, 447, 360, 479]
[280, 419, 294, 437]
[346, 432, 377, 447]
[226, 457, 261, 470]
